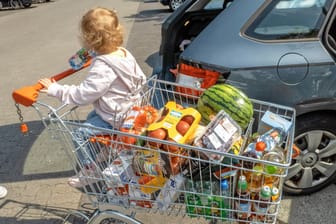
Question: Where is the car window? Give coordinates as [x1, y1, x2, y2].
[204, 0, 225, 10]
[245, 0, 332, 41]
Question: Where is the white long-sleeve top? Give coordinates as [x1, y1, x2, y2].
[47, 48, 147, 126]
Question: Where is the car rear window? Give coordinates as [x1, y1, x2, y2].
[245, 0, 332, 41]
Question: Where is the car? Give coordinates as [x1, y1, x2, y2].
[160, 0, 186, 11]
[157, 0, 336, 195]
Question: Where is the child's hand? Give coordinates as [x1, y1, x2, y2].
[38, 78, 55, 93]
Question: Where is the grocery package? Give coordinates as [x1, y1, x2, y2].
[128, 176, 156, 208]
[155, 171, 187, 211]
[103, 151, 134, 188]
[175, 63, 220, 97]
[185, 179, 229, 220]
[193, 110, 242, 162]
[120, 105, 158, 145]
[146, 101, 201, 175]
[132, 149, 167, 194]
[257, 110, 292, 135]
[147, 101, 201, 144]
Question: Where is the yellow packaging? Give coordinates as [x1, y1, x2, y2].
[147, 101, 201, 144]
[140, 175, 167, 194]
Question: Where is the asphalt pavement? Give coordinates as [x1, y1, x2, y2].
[0, 0, 335, 224]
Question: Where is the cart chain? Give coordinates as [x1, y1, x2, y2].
[15, 103, 29, 135]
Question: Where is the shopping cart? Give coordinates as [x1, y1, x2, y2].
[13, 72, 296, 224]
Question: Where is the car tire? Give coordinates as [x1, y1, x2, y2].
[283, 112, 336, 195]
[20, 0, 32, 8]
[169, 0, 184, 11]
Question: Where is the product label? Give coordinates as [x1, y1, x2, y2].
[122, 110, 140, 129]
[103, 158, 134, 187]
[253, 203, 269, 214]
[177, 73, 203, 88]
[208, 132, 222, 149]
[235, 201, 251, 218]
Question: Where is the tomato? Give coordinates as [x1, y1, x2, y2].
[176, 103, 184, 110]
[176, 120, 190, 136]
[256, 141, 266, 152]
[168, 154, 187, 175]
[163, 138, 180, 153]
[181, 115, 195, 125]
[148, 128, 167, 139]
[148, 128, 167, 147]
[121, 129, 137, 146]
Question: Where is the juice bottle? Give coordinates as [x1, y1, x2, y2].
[262, 146, 285, 185]
[271, 186, 280, 201]
[248, 165, 263, 197]
[252, 185, 271, 222]
[235, 175, 251, 222]
[241, 143, 259, 185]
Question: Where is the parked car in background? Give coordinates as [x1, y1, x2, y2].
[160, 0, 186, 11]
[158, 0, 336, 195]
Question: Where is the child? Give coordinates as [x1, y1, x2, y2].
[39, 7, 146, 188]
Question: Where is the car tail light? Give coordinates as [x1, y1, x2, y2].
[175, 63, 220, 96]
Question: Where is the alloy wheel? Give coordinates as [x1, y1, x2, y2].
[285, 130, 336, 192]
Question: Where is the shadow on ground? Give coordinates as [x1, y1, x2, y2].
[0, 121, 74, 184]
[0, 199, 90, 224]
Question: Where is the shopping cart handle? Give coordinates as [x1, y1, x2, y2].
[12, 60, 91, 107]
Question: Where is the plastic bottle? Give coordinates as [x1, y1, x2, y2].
[220, 179, 230, 218]
[262, 146, 285, 186]
[241, 143, 262, 194]
[257, 128, 284, 153]
[241, 143, 259, 181]
[271, 186, 280, 201]
[204, 180, 227, 220]
[252, 185, 271, 222]
[69, 48, 96, 70]
[156, 171, 186, 211]
[235, 175, 251, 221]
[248, 165, 263, 196]
[185, 179, 203, 217]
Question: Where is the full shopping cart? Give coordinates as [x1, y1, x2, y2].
[13, 69, 296, 224]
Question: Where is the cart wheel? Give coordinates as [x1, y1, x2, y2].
[87, 210, 142, 224]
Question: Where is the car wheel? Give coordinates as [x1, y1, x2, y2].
[20, 0, 32, 7]
[283, 112, 336, 195]
[169, 0, 184, 11]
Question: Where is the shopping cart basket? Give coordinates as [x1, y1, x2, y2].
[13, 72, 295, 224]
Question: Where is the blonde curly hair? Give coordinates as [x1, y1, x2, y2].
[80, 7, 124, 55]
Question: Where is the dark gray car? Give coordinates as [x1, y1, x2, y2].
[160, 0, 186, 11]
[158, 0, 336, 195]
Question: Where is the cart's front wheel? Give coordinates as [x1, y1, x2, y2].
[87, 210, 142, 224]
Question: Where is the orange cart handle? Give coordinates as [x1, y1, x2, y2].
[12, 60, 91, 107]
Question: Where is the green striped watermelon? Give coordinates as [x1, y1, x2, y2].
[197, 84, 253, 129]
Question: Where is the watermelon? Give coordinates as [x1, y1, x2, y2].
[197, 84, 253, 129]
